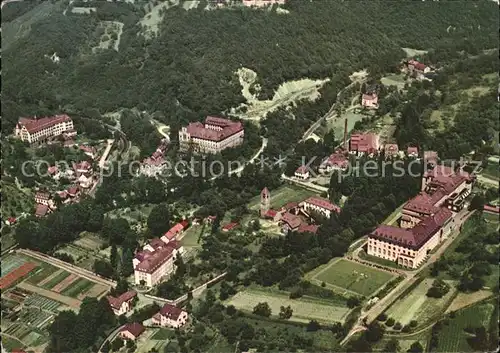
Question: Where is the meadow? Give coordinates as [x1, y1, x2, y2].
[385, 278, 457, 326]
[226, 287, 351, 323]
[307, 259, 396, 297]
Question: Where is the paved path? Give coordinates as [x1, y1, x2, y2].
[17, 249, 116, 288]
[17, 282, 81, 308]
[98, 139, 115, 169]
[98, 325, 125, 353]
[281, 174, 329, 193]
[341, 208, 474, 346]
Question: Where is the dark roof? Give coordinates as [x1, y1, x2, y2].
[107, 290, 137, 309]
[159, 303, 185, 320]
[120, 322, 145, 338]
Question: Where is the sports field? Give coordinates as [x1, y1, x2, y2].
[385, 279, 456, 325]
[226, 288, 351, 323]
[307, 259, 395, 297]
[436, 301, 495, 352]
[248, 185, 318, 211]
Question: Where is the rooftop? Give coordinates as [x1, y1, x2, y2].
[17, 115, 72, 134]
[159, 303, 185, 320]
[107, 290, 137, 310]
[350, 133, 378, 153]
[303, 197, 340, 212]
[185, 117, 243, 142]
[120, 322, 145, 338]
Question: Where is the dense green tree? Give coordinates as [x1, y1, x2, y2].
[147, 203, 171, 236]
[252, 302, 271, 317]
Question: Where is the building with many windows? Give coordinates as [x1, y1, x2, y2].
[14, 115, 74, 144]
[178, 116, 244, 154]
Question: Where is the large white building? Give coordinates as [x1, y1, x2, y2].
[14, 115, 74, 144]
[133, 238, 184, 287]
[179, 116, 244, 154]
[300, 197, 341, 219]
[242, 0, 285, 7]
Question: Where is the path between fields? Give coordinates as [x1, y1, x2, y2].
[17, 249, 116, 288]
[16, 281, 81, 308]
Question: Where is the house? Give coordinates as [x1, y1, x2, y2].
[349, 133, 379, 156]
[78, 174, 93, 189]
[35, 204, 49, 218]
[300, 197, 340, 219]
[152, 304, 189, 328]
[242, 0, 286, 7]
[367, 208, 454, 268]
[222, 222, 239, 232]
[424, 151, 439, 166]
[407, 59, 430, 74]
[6, 217, 17, 225]
[319, 151, 349, 173]
[79, 145, 96, 159]
[280, 212, 302, 233]
[294, 166, 310, 180]
[484, 204, 500, 214]
[119, 322, 145, 341]
[74, 161, 93, 174]
[161, 220, 189, 243]
[48, 166, 59, 176]
[179, 116, 244, 154]
[401, 165, 473, 228]
[361, 93, 379, 109]
[14, 115, 74, 144]
[205, 215, 217, 224]
[107, 290, 137, 316]
[35, 192, 50, 206]
[407, 146, 419, 158]
[384, 143, 399, 159]
[133, 239, 184, 287]
[67, 186, 80, 198]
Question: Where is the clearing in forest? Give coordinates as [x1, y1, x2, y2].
[385, 278, 457, 326]
[307, 258, 395, 297]
[140, 0, 179, 39]
[231, 67, 329, 122]
[93, 21, 124, 52]
[226, 288, 351, 323]
[402, 47, 428, 58]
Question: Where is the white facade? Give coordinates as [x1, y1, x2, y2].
[153, 310, 189, 329]
[242, 0, 285, 7]
[179, 128, 244, 154]
[15, 118, 74, 144]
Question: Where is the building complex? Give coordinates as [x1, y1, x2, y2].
[14, 115, 75, 144]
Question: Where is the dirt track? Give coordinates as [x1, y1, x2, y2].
[16, 281, 81, 308]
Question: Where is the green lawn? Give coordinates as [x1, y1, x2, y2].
[226, 287, 351, 324]
[25, 261, 58, 285]
[482, 163, 499, 180]
[41, 271, 71, 289]
[248, 185, 318, 211]
[61, 278, 95, 298]
[436, 301, 495, 352]
[151, 328, 176, 340]
[308, 259, 396, 297]
[180, 225, 204, 248]
[385, 279, 457, 326]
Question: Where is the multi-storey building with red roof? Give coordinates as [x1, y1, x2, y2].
[133, 238, 184, 287]
[106, 290, 137, 316]
[14, 115, 74, 144]
[152, 303, 189, 328]
[349, 133, 379, 156]
[300, 196, 340, 219]
[178, 116, 244, 154]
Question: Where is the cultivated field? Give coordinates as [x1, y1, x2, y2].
[226, 288, 351, 323]
[385, 279, 457, 326]
[446, 290, 493, 313]
[323, 110, 366, 139]
[248, 185, 318, 211]
[307, 259, 396, 297]
[381, 73, 406, 89]
[436, 301, 495, 352]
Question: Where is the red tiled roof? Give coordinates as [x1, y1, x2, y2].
[385, 144, 398, 152]
[0, 262, 37, 289]
[295, 166, 308, 174]
[135, 244, 174, 273]
[322, 152, 349, 169]
[57, 190, 68, 199]
[362, 93, 378, 101]
[261, 187, 270, 197]
[74, 161, 92, 171]
[120, 322, 145, 338]
[185, 117, 243, 142]
[107, 290, 137, 310]
[370, 208, 452, 249]
[403, 191, 445, 215]
[281, 212, 301, 229]
[350, 133, 378, 153]
[164, 221, 188, 240]
[17, 115, 71, 134]
[265, 209, 277, 218]
[159, 303, 185, 320]
[222, 222, 239, 231]
[298, 224, 319, 234]
[484, 204, 500, 214]
[48, 166, 59, 174]
[35, 204, 49, 217]
[67, 186, 79, 196]
[7, 217, 16, 224]
[303, 197, 340, 213]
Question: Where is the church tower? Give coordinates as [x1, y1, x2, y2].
[260, 187, 271, 218]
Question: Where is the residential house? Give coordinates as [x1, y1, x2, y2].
[222, 222, 239, 232]
[161, 220, 189, 243]
[319, 151, 349, 173]
[14, 115, 74, 144]
[294, 166, 310, 180]
[179, 116, 244, 154]
[106, 290, 137, 316]
[152, 304, 189, 328]
[349, 133, 379, 156]
[384, 143, 399, 159]
[361, 93, 379, 109]
[407, 146, 419, 158]
[119, 322, 145, 341]
[35, 192, 51, 206]
[79, 145, 97, 159]
[35, 204, 49, 218]
[74, 161, 93, 175]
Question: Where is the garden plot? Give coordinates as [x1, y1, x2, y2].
[226, 288, 351, 324]
[51, 274, 78, 293]
[20, 308, 53, 329]
[436, 301, 495, 352]
[307, 259, 395, 297]
[74, 232, 105, 250]
[54, 244, 88, 262]
[1, 254, 28, 277]
[77, 283, 108, 300]
[231, 67, 329, 122]
[41, 270, 71, 290]
[24, 294, 61, 312]
[385, 279, 457, 326]
[61, 278, 95, 298]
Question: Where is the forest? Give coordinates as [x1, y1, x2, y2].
[2, 0, 498, 135]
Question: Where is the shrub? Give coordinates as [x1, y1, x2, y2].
[393, 322, 402, 330]
[385, 318, 395, 327]
[376, 313, 387, 322]
[402, 325, 411, 333]
[321, 281, 326, 287]
[410, 320, 418, 327]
